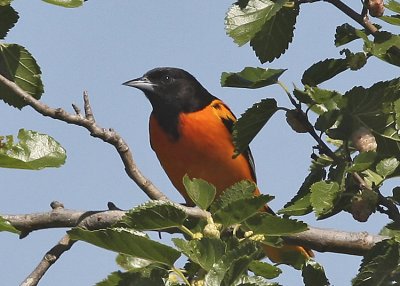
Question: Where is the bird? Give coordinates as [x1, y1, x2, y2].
[123, 67, 313, 265]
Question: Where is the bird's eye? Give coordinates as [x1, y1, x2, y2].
[163, 75, 172, 83]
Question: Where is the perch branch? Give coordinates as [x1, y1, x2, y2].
[1, 205, 389, 257]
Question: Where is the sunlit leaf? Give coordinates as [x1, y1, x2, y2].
[244, 213, 308, 236]
[41, 0, 83, 8]
[0, 216, 20, 234]
[96, 266, 167, 286]
[225, 0, 286, 46]
[183, 175, 216, 210]
[376, 157, 400, 178]
[0, 129, 66, 170]
[310, 181, 341, 218]
[385, 0, 400, 13]
[68, 228, 180, 267]
[248, 261, 282, 279]
[347, 152, 377, 172]
[121, 200, 187, 230]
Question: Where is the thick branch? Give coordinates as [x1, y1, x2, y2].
[2, 206, 389, 256]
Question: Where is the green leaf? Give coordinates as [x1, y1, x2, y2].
[173, 238, 226, 271]
[225, 0, 286, 46]
[0, 5, 18, 39]
[0, 43, 44, 109]
[343, 79, 400, 143]
[0, 129, 66, 170]
[41, 0, 83, 8]
[385, 0, 400, 13]
[376, 157, 400, 178]
[302, 260, 330, 286]
[0, 0, 13, 5]
[204, 242, 260, 286]
[210, 180, 257, 213]
[362, 169, 384, 188]
[213, 195, 273, 226]
[392, 187, 400, 205]
[279, 167, 326, 216]
[121, 200, 187, 230]
[352, 239, 399, 286]
[347, 152, 377, 172]
[310, 181, 341, 218]
[96, 267, 168, 286]
[233, 99, 278, 156]
[0, 216, 20, 234]
[380, 15, 400, 26]
[302, 58, 348, 86]
[366, 31, 400, 67]
[250, 6, 299, 63]
[380, 223, 400, 241]
[248, 261, 282, 279]
[115, 254, 153, 271]
[244, 213, 308, 236]
[334, 24, 370, 47]
[68, 227, 180, 267]
[304, 86, 343, 113]
[315, 110, 340, 132]
[182, 175, 216, 210]
[221, 67, 286, 89]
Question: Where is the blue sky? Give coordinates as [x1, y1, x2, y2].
[1, 1, 399, 285]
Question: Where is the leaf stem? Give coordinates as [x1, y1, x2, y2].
[178, 225, 196, 239]
[172, 267, 191, 286]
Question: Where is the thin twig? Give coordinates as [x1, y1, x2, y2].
[20, 235, 76, 286]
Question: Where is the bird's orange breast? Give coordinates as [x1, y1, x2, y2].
[149, 101, 256, 204]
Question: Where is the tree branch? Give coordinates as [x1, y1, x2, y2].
[1, 205, 389, 257]
[20, 234, 76, 286]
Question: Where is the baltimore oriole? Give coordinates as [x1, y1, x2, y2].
[123, 67, 313, 265]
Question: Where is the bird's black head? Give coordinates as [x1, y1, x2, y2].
[123, 67, 216, 114]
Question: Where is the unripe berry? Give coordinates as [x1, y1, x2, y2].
[351, 127, 377, 152]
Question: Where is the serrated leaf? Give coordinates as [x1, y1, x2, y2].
[0, 216, 19, 234]
[233, 99, 278, 156]
[304, 86, 343, 113]
[362, 169, 384, 188]
[0, 5, 18, 39]
[68, 228, 180, 267]
[0, 129, 66, 170]
[310, 181, 341, 218]
[221, 67, 286, 89]
[96, 266, 167, 286]
[367, 31, 400, 67]
[213, 195, 273, 226]
[334, 24, 370, 47]
[279, 167, 326, 216]
[244, 213, 308, 236]
[380, 223, 400, 241]
[210, 180, 257, 213]
[250, 6, 298, 63]
[352, 239, 399, 286]
[173, 238, 226, 271]
[315, 110, 340, 132]
[302, 260, 330, 286]
[183, 175, 216, 210]
[343, 79, 400, 143]
[302, 58, 348, 86]
[225, 0, 286, 46]
[348, 152, 377, 172]
[248, 261, 282, 279]
[376, 157, 400, 178]
[121, 200, 187, 230]
[385, 0, 400, 13]
[0, 44, 43, 109]
[41, 0, 83, 8]
[204, 242, 259, 286]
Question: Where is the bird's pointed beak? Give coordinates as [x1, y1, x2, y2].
[122, 76, 155, 92]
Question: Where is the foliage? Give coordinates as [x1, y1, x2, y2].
[1, 0, 400, 285]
